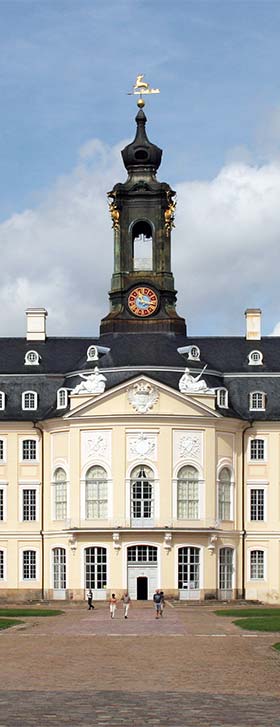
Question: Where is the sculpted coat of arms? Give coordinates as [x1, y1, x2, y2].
[127, 382, 158, 414]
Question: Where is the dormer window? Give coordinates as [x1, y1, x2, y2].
[57, 388, 68, 409]
[87, 345, 98, 362]
[0, 392, 5, 411]
[22, 391, 38, 411]
[249, 391, 266, 411]
[189, 346, 200, 361]
[248, 350, 263, 366]
[25, 350, 40, 366]
[217, 388, 228, 408]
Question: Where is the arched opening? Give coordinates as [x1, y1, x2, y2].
[132, 221, 153, 271]
[127, 545, 158, 600]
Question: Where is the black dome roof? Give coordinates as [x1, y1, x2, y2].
[121, 109, 162, 173]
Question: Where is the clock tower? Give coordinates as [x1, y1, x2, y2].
[100, 102, 186, 335]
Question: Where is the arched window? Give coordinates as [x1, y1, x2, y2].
[219, 548, 233, 592]
[248, 350, 263, 366]
[178, 547, 200, 591]
[85, 466, 108, 519]
[57, 388, 68, 409]
[53, 548, 66, 590]
[250, 550, 264, 580]
[127, 545, 157, 563]
[22, 391, 38, 411]
[130, 465, 154, 523]
[177, 466, 199, 519]
[24, 350, 40, 366]
[218, 467, 232, 520]
[249, 391, 265, 411]
[84, 547, 107, 590]
[132, 221, 153, 271]
[53, 468, 67, 520]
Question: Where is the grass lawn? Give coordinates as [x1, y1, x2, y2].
[0, 609, 63, 617]
[273, 643, 280, 651]
[215, 608, 280, 633]
[0, 618, 23, 630]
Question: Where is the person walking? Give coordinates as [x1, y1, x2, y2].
[153, 589, 161, 619]
[121, 592, 131, 619]
[109, 593, 117, 618]
[87, 589, 94, 610]
[159, 590, 165, 617]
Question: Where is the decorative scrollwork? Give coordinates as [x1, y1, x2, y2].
[164, 191, 177, 232]
[107, 192, 120, 230]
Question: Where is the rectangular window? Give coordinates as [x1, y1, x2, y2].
[0, 489, 3, 521]
[22, 440, 37, 461]
[0, 440, 4, 461]
[0, 551, 4, 579]
[178, 482, 199, 519]
[23, 550, 36, 579]
[54, 483, 67, 520]
[86, 481, 108, 519]
[218, 483, 231, 520]
[250, 489, 264, 521]
[22, 489, 36, 521]
[250, 439, 264, 461]
[250, 550, 264, 580]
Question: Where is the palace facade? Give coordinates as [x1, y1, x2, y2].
[0, 102, 279, 603]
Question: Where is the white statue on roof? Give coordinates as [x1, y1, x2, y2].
[72, 367, 107, 395]
[179, 365, 214, 395]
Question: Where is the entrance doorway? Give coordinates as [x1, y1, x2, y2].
[137, 576, 148, 600]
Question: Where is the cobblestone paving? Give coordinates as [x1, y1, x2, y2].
[0, 604, 280, 725]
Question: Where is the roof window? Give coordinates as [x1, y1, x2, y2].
[248, 350, 263, 366]
[25, 350, 40, 366]
[249, 391, 266, 412]
[216, 388, 228, 409]
[87, 345, 99, 362]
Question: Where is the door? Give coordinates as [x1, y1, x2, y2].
[84, 546, 107, 600]
[137, 576, 148, 600]
[219, 548, 233, 600]
[53, 548, 66, 599]
[178, 546, 200, 600]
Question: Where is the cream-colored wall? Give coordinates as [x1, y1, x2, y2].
[1, 385, 280, 602]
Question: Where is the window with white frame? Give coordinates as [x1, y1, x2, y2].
[0, 550, 4, 579]
[22, 439, 37, 461]
[217, 388, 228, 408]
[87, 345, 98, 362]
[248, 350, 263, 366]
[177, 465, 199, 519]
[22, 391, 38, 411]
[0, 489, 3, 521]
[0, 392, 5, 410]
[24, 350, 40, 366]
[0, 439, 5, 462]
[249, 391, 265, 411]
[22, 489, 37, 521]
[178, 546, 200, 590]
[57, 388, 68, 410]
[250, 438, 265, 461]
[84, 547, 107, 590]
[219, 548, 234, 590]
[130, 465, 154, 522]
[53, 548, 66, 590]
[250, 489, 264, 521]
[127, 545, 157, 562]
[250, 550, 264, 579]
[189, 345, 200, 361]
[22, 550, 37, 579]
[53, 468, 67, 520]
[85, 466, 108, 519]
[218, 467, 232, 520]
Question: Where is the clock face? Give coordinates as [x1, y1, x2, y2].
[128, 286, 159, 317]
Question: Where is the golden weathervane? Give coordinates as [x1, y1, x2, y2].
[128, 74, 160, 108]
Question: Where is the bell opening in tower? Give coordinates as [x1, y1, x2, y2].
[132, 221, 153, 271]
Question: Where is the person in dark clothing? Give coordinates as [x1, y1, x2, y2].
[159, 590, 165, 617]
[153, 589, 161, 619]
[87, 589, 94, 610]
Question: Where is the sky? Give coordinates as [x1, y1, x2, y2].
[1, 0, 280, 337]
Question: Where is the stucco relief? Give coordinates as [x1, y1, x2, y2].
[173, 430, 203, 466]
[127, 382, 158, 414]
[127, 431, 157, 461]
[81, 430, 111, 467]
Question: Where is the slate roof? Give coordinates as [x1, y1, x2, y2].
[0, 331, 279, 422]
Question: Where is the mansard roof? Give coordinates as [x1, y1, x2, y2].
[0, 331, 279, 421]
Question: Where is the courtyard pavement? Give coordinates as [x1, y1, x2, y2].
[0, 602, 280, 725]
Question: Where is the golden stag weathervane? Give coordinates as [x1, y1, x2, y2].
[128, 74, 160, 108]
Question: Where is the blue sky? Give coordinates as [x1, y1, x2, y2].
[1, 0, 280, 336]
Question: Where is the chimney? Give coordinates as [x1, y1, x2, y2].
[26, 308, 48, 341]
[244, 308, 261, 340]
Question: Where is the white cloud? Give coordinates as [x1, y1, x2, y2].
[1, 142, 280, 337]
